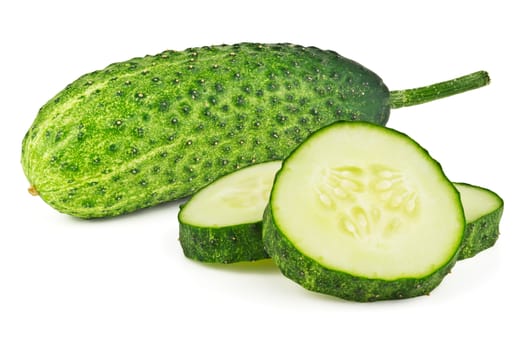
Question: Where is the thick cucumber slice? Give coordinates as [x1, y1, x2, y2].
[454, 183, 504, 260]
[263, 121, 465, 301]
[178, 161, 282, 263]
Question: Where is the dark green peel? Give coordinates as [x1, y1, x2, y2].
[179, 220, 268, 263]
[454, 182, 504, 260]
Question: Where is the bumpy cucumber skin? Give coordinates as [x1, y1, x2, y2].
[179, 209, 269, 263]
[22, 43, 389, 218]
[263, 206, 459, 302]
[459, 209, 502, 260]
[455, 183, 504, 260]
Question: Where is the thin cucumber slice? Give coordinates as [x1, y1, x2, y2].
[454, 183, 504, 260]
[178, 161, 282, 263]
[263, 121, 465, 302]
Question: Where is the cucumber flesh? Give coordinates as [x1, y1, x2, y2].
[180, 161, 281, 227]
[454, 183, 504, 260]
[178, 161, 281, 263]
[263, 121, 465, 301]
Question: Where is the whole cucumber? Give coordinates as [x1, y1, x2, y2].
[21, 43, 489, 218]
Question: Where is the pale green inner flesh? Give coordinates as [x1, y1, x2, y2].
[454, 183, 501, 222]
[180, 161, 282, 227]
[272, 124, 464, 280]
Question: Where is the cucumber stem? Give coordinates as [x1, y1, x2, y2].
[389, 71, 490, 109]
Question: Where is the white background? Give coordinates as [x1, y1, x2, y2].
[1, 1, 525, 349]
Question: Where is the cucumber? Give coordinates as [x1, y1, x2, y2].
[454, 183, 503, 260]
[21, 42, 490, 218]
[262, 121, 465, 302]
[178, 161, 281, 263]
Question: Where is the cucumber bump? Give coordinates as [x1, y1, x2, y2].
[22, 43, 490, 218]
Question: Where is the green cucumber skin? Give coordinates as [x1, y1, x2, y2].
[459, 209, 502, 260]
[22, 43, 389, 218]
[262, 206, 458, 302]
[455, 183, 504, 260]
[178, 215, 268, 263]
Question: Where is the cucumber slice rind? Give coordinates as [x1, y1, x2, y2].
[178, 218, 268, 263]
[454, 182, 504, 260]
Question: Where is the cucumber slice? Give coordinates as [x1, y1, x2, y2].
[178, 161, 282, 263]
[454, 183, 504, 260]
[263, 121, 465, 301]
